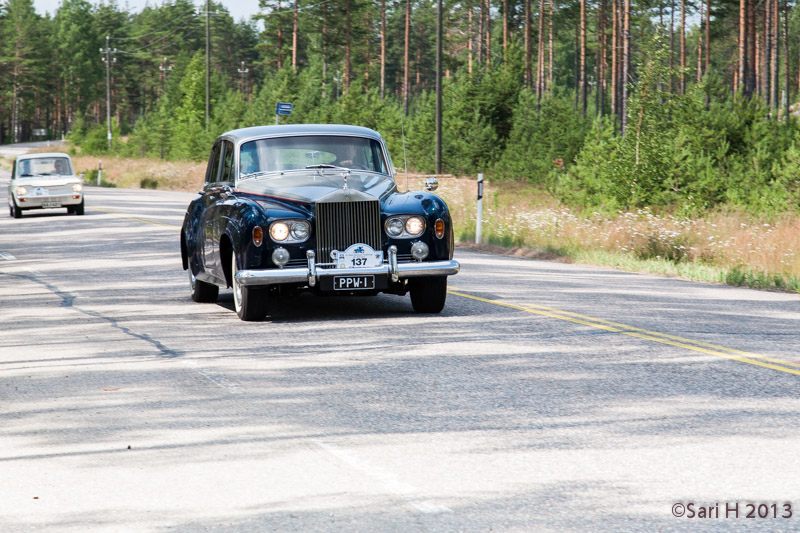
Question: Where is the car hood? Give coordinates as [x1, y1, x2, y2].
[13, 176, 81, 187]
[236, 170, 396, 203]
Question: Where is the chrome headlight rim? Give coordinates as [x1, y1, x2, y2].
[384, 215, 426, 238]
[269, 219, 311, 243]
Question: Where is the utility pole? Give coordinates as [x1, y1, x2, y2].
[238, 61, 249, 94]
[205, 0, 210, 131]
[159, 57, 172, 95]
[435, 0, 443, 174]
[100, 35, 116, 150]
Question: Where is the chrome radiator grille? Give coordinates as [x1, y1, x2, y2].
[315, 200, 382, 263]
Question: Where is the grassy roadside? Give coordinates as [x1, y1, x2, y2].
[14, 148, 800, 294]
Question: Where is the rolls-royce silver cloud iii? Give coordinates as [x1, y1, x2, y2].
[180, 124, 460, 321]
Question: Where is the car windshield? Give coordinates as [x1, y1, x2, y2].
[17, 157, 72, 178]
[239, 136, 388, 177]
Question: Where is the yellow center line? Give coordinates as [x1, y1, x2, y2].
[447, 288, 800, 377]
[91, 207, 182, 231]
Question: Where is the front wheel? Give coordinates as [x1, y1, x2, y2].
[409, 276, 448, 313]
[232, 255, 269, 321]
[189, 266, 219, 303]
[11, 200, 22, 219]
[68, 199, 85, 215]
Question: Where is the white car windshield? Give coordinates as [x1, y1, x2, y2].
[17, 157, 73, 178]
[239, 136, 388, 177]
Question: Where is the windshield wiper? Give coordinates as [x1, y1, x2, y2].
[240, 170, 282, 180]
[305, 164, 351, 172]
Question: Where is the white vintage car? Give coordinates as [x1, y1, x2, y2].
[8, 153, 84, 218]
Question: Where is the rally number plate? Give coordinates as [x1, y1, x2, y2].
[337, 243, 383, 269]
[42, 200, 61, 208]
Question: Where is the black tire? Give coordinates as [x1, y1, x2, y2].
[189, 266, 219, 303]
[74, 200, 85, 215]
[11, 200, 22, 219]
[409, 276, 448, 313]
[232, 255, 269, 321]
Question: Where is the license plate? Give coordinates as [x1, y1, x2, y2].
[42, 200, 61, 208]
[337, 243, 383, 269]
[333, 275, 375, 290]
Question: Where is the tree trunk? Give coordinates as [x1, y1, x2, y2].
[503, 0, 508, 64]
[277, 1, 283, 70]
[416, 22, 423, 86]
[404, 0, 411, 115]
[524, 0, 531, 85]
[469, 7, 475, 76]
[548, 0, 554, 95]
[485, 0, 492, 70]
[611, 0, 618, 117]
[669, 0, 674, 93]
[580, 0, 587, 117]
[292, 0, 298, 71]
[344, 0, 351, 93]
[322, 5, 328, 98]
[621, 0, 630, 135]
[598, 0, 606, 116]
[705, 0, 711, 79]
[697, 1, 703, 83]
[680, 0, 685, 93]
[771, 0, 779, 112]
[381, 0, 386, 99]
[365, 13, 371, 91]
[746, 0, 756, 96]
[537, 0, 546, 101]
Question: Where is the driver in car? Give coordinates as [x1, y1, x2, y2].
[54, 159, 68, 175]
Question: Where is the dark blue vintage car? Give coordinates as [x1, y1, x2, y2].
[181, 124, 460, 320]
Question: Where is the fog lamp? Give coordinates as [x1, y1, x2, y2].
[271, 247, 290, 267]
[410, 241, 429, 261]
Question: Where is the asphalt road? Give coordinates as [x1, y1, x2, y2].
[2, 176, 800, 532]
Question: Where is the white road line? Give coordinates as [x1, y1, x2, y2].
[313, 439, 453, 515]
[0, 252, 16, 261]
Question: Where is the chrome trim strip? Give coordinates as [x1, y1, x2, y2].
[234, 259, 460, 287]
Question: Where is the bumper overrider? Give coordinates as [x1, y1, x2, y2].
[235, 245, 460, 289]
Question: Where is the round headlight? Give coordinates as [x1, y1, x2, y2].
[405, 216, 425, 236]
[290, 221, 310, 241]
[72, 183, 83, 192]
[385, 217, 404, 237]
[269, 222, 289, 241]
[16, 186, 27, 196]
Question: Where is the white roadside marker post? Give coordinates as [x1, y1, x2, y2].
[476, 173, 484, 244]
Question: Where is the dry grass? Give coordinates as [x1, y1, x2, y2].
[70, 154, 206, 191]
[14, 146, 798, 290]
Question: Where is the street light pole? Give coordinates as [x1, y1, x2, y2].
[238, 61, 249, 94]
[205, 0, 210, 131]
[100, 35, 116, 150]
[435, 0, 443, 174]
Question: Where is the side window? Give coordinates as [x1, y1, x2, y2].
[205, 142, 223, 185]
[220, 141, 235, 183]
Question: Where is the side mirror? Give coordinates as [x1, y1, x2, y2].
[425, 177, 439, 192]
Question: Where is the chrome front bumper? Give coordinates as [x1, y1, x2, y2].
[235, 245, 460, 288]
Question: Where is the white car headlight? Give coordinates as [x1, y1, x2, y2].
[269, 220, 310, 243]
[72, 183, 83, 192]
[385, 215, 426, 238]
[269, 222, 290, 241]
[16, 186, 27, 196]
[405, 216, 425, 236]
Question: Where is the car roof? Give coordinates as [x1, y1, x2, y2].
[221, 124, 384, 144]
[16, 152, 72, 161]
